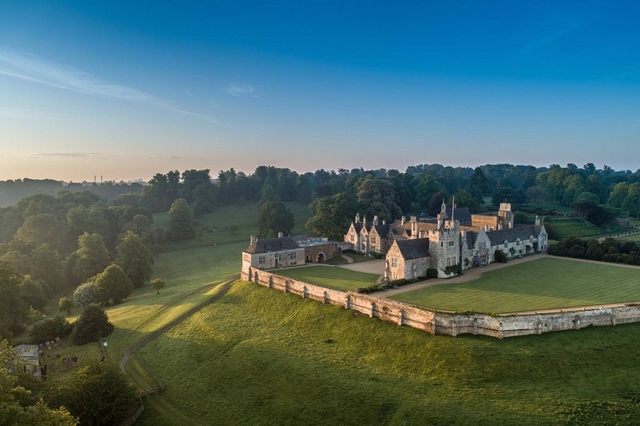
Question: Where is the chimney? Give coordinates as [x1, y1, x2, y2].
[373, 215, 379, 226]
[250, 235, 257, 245]
[355, 213, 360, 223]
[382, 219, 386, 225]
[535, 215, 541, 226]
[401, 216, 406, 225]
[278, 232, 283, 238]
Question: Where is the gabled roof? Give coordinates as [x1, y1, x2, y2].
[448, 207, 472, 224]
[351, 222, 363, 234]
[395, 238, 430, 260]
[371, 223, 391, 237]
[485, 225, 543, 246]
[246, 237, 300, 254]
[464, 231, 478, 248]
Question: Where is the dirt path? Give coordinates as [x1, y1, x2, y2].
[119, 276, 238, 372]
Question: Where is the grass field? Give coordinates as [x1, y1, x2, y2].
[275, 266, 380, 291]
[136, 280, 640, 426]
[392, 257, 640, 313]
[544, 217, 602, 240]
[154, 202, 312, 251]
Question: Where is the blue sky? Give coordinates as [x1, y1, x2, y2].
[1, 1, 639, 181]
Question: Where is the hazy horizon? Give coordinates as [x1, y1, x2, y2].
[2, 1, 640, 182]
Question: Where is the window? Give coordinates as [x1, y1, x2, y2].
[350, 235, 354, 242]
[421, 258, 426, 266]
[289, 252, 296, 260]
[449, 240, 455, 247]
[391, 258, 398, 268]
[479, 242, 486, 251]
[258, 256, 266, 265]
[371, 237, 377, 245]
[440, 242, 444, 248]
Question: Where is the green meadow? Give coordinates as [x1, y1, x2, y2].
[275, 265, 380, 291]
[392, 257, 640, 313]
[136, 281, 640, 426]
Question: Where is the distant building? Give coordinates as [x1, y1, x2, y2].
[346, 201, 548, 279]
[15, 345, 41, 376]
[241, 233, 340, 280]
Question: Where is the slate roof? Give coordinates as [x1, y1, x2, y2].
[485, 225, 543, 246]
[447, 207, 472, 224]
[395, 238, 430, 260]
[246, 237, 300, 254]
[464, 231, 478, 248]
[371, 223, 391, 237]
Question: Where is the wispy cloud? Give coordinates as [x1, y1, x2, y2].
[225, 83, 257, 97]
[28, 152, 105, 159]
[0, 48, 215, 121]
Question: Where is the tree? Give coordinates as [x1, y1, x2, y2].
[14, 213, 66, 253]
[427, 191, 448, 216]
[0, 340, 78, 426]
[73, 233, 110, 283]
[116, 231, 154, 288]
[29, 314, 72, 344]
[93, 265, 133, 305]
[19, 276, 48, 311]
[453, 189, 480, 214]
[0, 263, 28, 339]
[30, 244, 64, 292]
[168, 198, 195, 240]
[355, 176, 401, 221]
[151, 278, 165, 294]
[71, 305, 114, 345]
[466, 167, 490, 199]
[306, 193, 359, 240]
[258, 201, 294, 238]
[0, 250, 31, 275]
[72, 282, 96, 309]
[59, 296, 74, 315]
[45, 361, 136, 426]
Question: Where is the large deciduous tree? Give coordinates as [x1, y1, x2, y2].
[116, 231, 154, 288]
[306, 193, 358, 240]
[93, 264, 133, 305]
[0, 264, 28, 339]
[168, 198, 195, 240]
[355, 176, 401, 222]
[73, 233, 110, 283]
[30, 243, 65, 292]
[70, 305, 114, 345]
[258, 201, 294, 238]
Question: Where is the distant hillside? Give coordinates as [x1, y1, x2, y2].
[0, 179, 144, 207]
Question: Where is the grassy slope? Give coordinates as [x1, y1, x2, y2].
[392, 257, 640, 313]
[138, 281, 640, 426]
[275, 266, 380, 291]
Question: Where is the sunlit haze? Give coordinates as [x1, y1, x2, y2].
[1, 1, 640, 181]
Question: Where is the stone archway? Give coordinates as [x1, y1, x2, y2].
[317, 252, 326, 263]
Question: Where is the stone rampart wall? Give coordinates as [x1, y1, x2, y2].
[248, 269, 640, 339]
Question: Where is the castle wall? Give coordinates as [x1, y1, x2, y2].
[245, 270, 640, 339]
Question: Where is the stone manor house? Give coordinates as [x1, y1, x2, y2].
[240, 201, 548, 282]
[344, 201, 548, 279]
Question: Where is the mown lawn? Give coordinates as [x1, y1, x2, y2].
[544, 217, 602, 240]
[137, 281, 640, 426]
[275, 266, 379, 291]
[392, 257, 640, 313]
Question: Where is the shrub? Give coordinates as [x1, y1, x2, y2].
[370, 252, 384, 259]
[356, 284, 382, 294]
[426, 268, 438, 279]
[30, 314, 73, 344]
[494, 250, 507, 263]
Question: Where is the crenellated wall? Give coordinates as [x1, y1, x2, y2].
[247, 269, 640, 339]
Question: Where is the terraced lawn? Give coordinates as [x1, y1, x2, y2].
[275, 266, 379, 291]
[392, 257, 640, 313]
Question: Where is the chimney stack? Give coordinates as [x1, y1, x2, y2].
[278, 232, 283, 238]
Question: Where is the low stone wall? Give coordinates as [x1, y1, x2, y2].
[248, 269, 640, 339]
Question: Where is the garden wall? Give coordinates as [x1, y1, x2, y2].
[246, 269, 640, 339]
